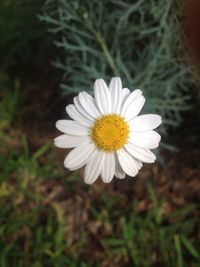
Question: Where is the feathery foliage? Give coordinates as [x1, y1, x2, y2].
[40, 0, 194, 135]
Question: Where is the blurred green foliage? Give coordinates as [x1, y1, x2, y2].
[0, 133, 199, 267]
[0, 0, 52, 76]
[104, 183, 200, 267]
[0, 72, 21, 130]
[40, 0, 194, 136]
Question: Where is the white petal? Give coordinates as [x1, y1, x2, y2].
[117, 149, 139, 177]
[135, 160, 143, 170]
[121, 89, 142, 116]
[124, 96, 145, 121]
[94, 79, 111, 114]
[129, 130, 161, 149]
[78, 92, 101, 119]
[54, 134, 89, 148]
[125, 143, 156, 163]
[82, 91, 94, 101]
[121, 88, 130, 102]
[101, 152, 115, 183]
[66, 104, 92, 127]
[109, 77, 122, 114]
[130, 114, 162, 131]
[64, 140, 95, 170]
[119, 88, 130, 113]
[56, 120, 89, 136]
[84, 150, 104, 184]
[114, 153, 126, 179]
[74, 96, 95, 122]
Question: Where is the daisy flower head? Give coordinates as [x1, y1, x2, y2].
[54, 77, 162, 184]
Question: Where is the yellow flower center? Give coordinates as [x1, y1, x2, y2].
[91, 114, 129, 152]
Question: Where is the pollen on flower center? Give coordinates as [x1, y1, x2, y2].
[91, 114, 130, 152]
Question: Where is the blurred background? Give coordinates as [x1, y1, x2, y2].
[0, 0, 200, 266]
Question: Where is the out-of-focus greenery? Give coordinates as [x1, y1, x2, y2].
[40, 0, 194, 136]
[0, 84, 199, 267]
[0, 0, 52, 76]
[0, 139, 199, 266]
[0, 72, 21, 130]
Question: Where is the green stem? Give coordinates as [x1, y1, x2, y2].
[95, 32, 119, 76]
[85, 19, 119, 76]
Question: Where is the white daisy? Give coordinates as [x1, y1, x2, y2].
[54, 77, 162, 184]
